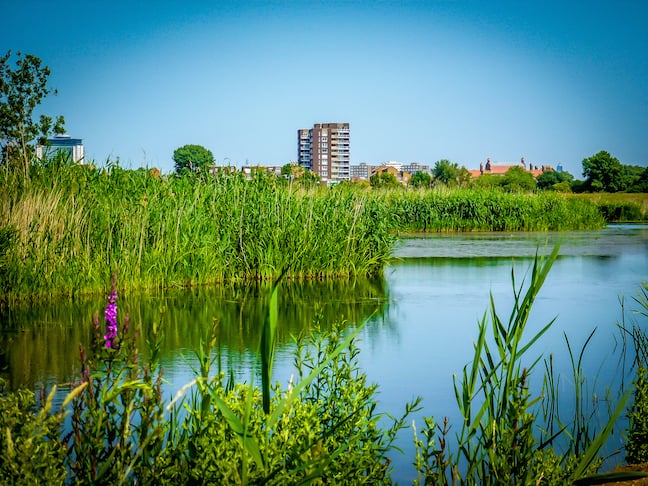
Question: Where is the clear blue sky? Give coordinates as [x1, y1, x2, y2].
[3, 0, 647, 176]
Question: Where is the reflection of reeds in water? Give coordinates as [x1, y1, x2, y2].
[0, 275, 389, 390]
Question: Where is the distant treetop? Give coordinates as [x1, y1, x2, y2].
[173, 144, 215, 175]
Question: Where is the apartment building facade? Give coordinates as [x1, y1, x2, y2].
[297, 123, 350, 184]
[36, 134, 84, 163]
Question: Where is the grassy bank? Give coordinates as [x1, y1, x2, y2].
[0, 164, 611, 303]
[379, 187, 605, 232]
[570, 193, 648, 222]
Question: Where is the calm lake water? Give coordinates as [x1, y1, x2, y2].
[1, 224, 647, 481]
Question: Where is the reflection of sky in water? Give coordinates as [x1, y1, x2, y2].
[366, 224, 648, 482]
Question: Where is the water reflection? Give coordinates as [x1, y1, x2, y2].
[0, 276, 389, 390]
[394, 223, 648, 259]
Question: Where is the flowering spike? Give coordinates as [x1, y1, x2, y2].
[103, 277, 118, 349]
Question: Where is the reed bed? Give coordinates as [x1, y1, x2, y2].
[0, 166, 395, 302]
[381, 187, 605, 232]
[570, 193, 648, 222]
[0, 165, 610, 303]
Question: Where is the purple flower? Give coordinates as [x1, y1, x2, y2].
[103, 288, 118, 349]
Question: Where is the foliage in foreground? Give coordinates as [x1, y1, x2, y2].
[0, 379, 67, 484]
[1, 275, 418, 485]
[623, 282, 648, 465]
[3, 254, 648, 484]
[412, 248, 639, 485]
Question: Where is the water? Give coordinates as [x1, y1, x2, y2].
[1, 224, 647, 481]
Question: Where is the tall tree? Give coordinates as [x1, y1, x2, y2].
[536, 170, 574, 191]
[173, 144, 215, 174]
[501, 166, 536, 192]
[582, 150, 624, 192]
[0, 51, 65, 181]
[409, 171, 432, 188]
[370, 170, 400, 188]
[432, 159, 460, 186]
[622, 164, 648, 192]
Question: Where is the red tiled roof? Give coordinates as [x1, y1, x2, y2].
[486, 165, 514, 175]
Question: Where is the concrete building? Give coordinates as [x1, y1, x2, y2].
[297, 123, 350, 184]
[36, 134, 84, 163]
[403, 162, 430, 174]
[350, 162, 372, 180]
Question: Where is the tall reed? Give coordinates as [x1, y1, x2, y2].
[384, 187, 605, 232]
[0, 165, 395, 303]
[0, 164, 609, 303]
[413, 247, 632, 485]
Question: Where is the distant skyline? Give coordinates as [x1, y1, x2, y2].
[2, 1, 647, 176]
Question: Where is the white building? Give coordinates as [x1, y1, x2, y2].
[36, 134, 84, 163]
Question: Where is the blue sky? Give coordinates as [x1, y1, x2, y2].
[2, 0, 647, 176]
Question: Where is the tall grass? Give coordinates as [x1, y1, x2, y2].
[0, 164, 610, 303]
[383, 187, 605, 232]
[571, 193, 648, 222]
[413, 247, 634, 485]
[0, 165, 396, 303]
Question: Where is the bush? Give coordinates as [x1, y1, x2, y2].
[0, 379, 67, 485]
[174, 324, 417, 484]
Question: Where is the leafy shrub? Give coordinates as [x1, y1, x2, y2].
[0, 379, 67, 485]
[62, 275, 418, 484]
[160, 322, 419, 484]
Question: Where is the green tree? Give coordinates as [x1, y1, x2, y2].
[536, 170, 574, 191]
[501, 166, 536, 192]
[471, 173, 501, 189]
[281, 162, 321, 186]
[456, 166, 472, 188]
[370, 171, 400, 188]
[623, 164, 648, 193]
[409, 171, 432, 188]
[281, 162, 310, 179]
[299, 168, 321, 186]
[173, 144, 215, 174]
[582, 150, 625, 192]
[432, 159, 460, 186]
[0, 50, 65, 182]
